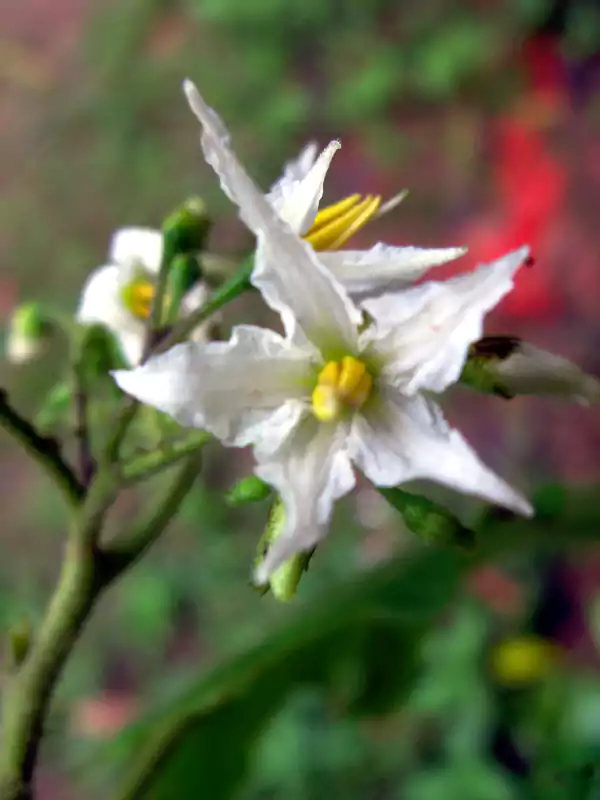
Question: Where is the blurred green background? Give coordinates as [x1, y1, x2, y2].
[2, 0, 600, 797]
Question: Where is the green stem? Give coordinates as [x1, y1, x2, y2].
[0, 391, 84, 507]
[104, 452, 202, 576]
[154, 258, 253, 355]
[0, 453, 202, 800]
[121, 431, 211, 485]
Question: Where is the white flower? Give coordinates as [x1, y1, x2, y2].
[112, 81, 533, 584]
[191, 97, 466, 298]
[77, 227, 210, 366]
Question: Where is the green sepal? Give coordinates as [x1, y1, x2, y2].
[379, 486, 475, 549]
[226, 475, 272, 507]
[36, 381, 72, 431]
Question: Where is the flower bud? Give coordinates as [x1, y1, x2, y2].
[254, 497, 314, 601]
[226, 475, 272, 506]
[6, 302, 53, 364]
[162, 197, 212, 265]
[462, 336, 600, 404]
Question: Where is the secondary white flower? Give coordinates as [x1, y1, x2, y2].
[467, 337, 600, 405]
[112, 81, 533, 584]
[77, 227, 210, 366]
[194, 99, 466, 297]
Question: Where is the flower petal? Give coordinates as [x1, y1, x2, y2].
[362, 247, 529, 394]
[350, 391, 532, 516]
[268, 141, 338, 234]
[181, 282, 214, 343]
[254, 417, 356, 583]
[183, 80, 362, 351]
[112, 325, 314, 447]
[77, 265, 138, 331]
[319, 244, 467, 296]
[110, 228, 163, 274]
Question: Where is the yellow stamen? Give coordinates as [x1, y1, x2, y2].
[312, 356, 373, 422]
[304, 195, 382, 251]
[308, 194, 362, 232]
[122, 279, 156, 320]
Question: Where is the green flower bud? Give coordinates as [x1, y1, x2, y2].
[379, 487, 475, 549]
[254, 497, 314, 601]
[162, 197, 212, 264]
[36, 381, 72, 431]
[227, 475, 272, 506]
[6, 302, 53, 364]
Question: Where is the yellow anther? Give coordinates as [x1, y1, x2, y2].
[308, 194, 362, 231]
[338, 355, 367, 398]
[304, 194, 382, 251]
[122, 279, 156, 320]
[312, 385, 341, 423]
[312, 357, 373, 422]
[318, 360, 341, 387]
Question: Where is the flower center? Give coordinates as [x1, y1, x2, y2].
[303, 194, 382, 251]
[121, 278, 156, 320]
[312, 356, 373, 422]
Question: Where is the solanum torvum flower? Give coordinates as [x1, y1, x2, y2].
[112, 80, 533, 583]
[77, 227, 209, 366]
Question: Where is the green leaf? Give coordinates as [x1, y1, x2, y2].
[107, 548, 465, 799]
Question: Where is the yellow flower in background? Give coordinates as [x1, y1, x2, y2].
[491, 635, 559, 687]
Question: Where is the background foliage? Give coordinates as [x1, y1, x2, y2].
[1, 0, 600, 797]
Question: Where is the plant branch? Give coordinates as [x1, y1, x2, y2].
[121, 431, 211, 485]
[154, 258, 253, 355]
[104, 451, 203, 577]
[0, 390, 84, 506]
[0, 450, 202, 800]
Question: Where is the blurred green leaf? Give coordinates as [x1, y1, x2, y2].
[106, 547, 465, 799]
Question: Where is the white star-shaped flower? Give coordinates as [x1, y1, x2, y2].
[113, 81, 533, 583]
[77, 227, 210, 366]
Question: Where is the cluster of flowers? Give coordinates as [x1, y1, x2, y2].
[8, 80, 599, 585]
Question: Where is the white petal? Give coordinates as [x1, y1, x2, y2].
[493, 343, 600, 405]
[180, 282, 214, 343]
[362, 247, 529, 395]
[77, 265, 139, 332]
[183, 80, 362, 352]
[267, 141, 339, 234]
[254, 417, 356, 583]
[320, 244, 467, 296]
[349, 391, 532, 516]
[274, 141, 319, 184]
[110, 228, 163, 274]
[112, 325, 315, 447]
[118, 332, 145, 367]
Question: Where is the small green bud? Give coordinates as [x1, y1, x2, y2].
[6, 302, 53, 364]
[7, 618, 32, 668]
[162, 197, 212, 264]
[227, 475, 272, 506]
[379, 487, 475, 549]
[253, 497, 314, 601]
